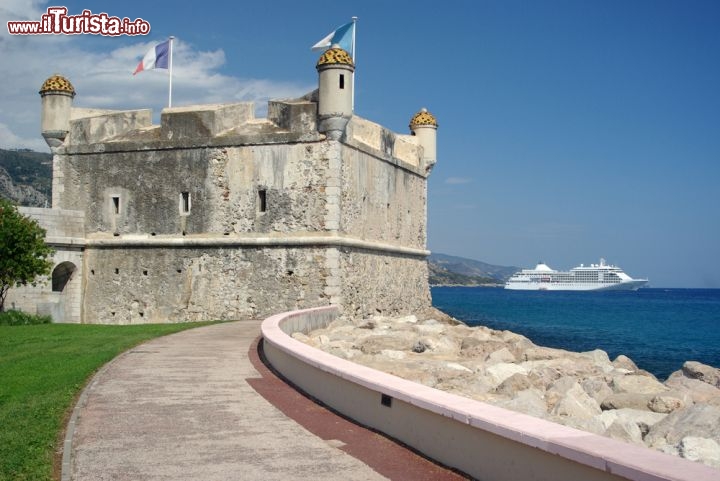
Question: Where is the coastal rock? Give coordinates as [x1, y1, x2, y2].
[597, 409, 666, 439]
[579, 349, 612, 366]
[485, 362, 528, 387]
[291, 332, 313, 344]
[379, 349, 406, 360]
[611, 374, 667, 395]
[604, 419, 645, 445]
[645, 404, 720, 448]
[648, 391, 691, 414]
[460, 339, 508, 360]
[487, 347, 517, 364]
[601, 393, 655, 411]
[320, 340, 361, 359]
[682, 361, 720, 389]
[612, 354, 639, 372]
[665, 371, 720, 404]
[424, 336, 461, 356]
[500, 389, 549, 419]
[298, 314, 720, 468]
[581, 378, 614, 404]
[550, 382, 602, 420]
[522, 346, 568, 361]
[677, 437, 720, 468]
[358, 334, 414, 355]
[546, 376, 579, 408]
[526, 367, 563, 391]
[495, 373, 532, 396]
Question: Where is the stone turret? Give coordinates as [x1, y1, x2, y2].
[410, 108, 438, 171]
[316, 45, 354, 139]
[39, 74, 75, 148]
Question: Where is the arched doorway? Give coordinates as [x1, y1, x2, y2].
[52, 261, 76, 292]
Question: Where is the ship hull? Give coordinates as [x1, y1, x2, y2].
[504, 279, 648, 291]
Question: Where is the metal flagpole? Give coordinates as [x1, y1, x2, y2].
[351, 17, 357, 111]
[168, 36, 175, 108]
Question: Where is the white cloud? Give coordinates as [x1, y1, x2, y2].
[0, 123, 48, 151]
[444, 177, 473, 185]
[0, 0, 45, 23]
[0, 3, 314, 151]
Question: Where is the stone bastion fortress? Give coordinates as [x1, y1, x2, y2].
[7, 45, 438, 324]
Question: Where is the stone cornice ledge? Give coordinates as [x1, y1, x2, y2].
[46, 236, 87, 247]
[262, 306, 720, 481]
[84, 233, 430, 257]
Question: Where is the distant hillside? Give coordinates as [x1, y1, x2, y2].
[0, 148, 52, 206]
[428, 253, 519, 286]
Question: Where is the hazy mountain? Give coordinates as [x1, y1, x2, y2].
[0, 148, 52, 207]
[428, 253, 519, 286]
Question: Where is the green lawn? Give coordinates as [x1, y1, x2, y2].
[0, 322, 218, 481]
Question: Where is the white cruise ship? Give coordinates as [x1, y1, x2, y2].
[504, 259, 648, 291]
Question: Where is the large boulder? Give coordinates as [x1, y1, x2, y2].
[500, 388, 549, 419]
[645, 404, 720, 448]
[358, 333, 415, 354]
[486, 347, 517, 364]
[495, 373, 532, 396]
[522, 346, 568, 361]
[611, 374, 668, 395]
[604, 418, 644, 445]
[551, 383, 602, 420]
[582, 378, 614, 404]
[612, 354, 639, 372]
[601, 393, 655, 411]
[647, 390, 691, 414]
[677, 437, 720, 468]
[459, 339, 507, 360]
[597, 408, 666, 439]
[665, 371, 720, 404]
[485, 362, 528, 387]
[681, 361, 720, 389]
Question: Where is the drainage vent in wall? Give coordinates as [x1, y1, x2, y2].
[381, 393, 392, 408]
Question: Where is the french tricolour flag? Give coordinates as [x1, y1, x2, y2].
[133, 40, 170, 75]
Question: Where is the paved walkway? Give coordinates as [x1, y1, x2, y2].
[66, 321, 467, 481]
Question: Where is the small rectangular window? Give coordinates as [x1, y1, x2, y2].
[258, 189, 267, 213]
[339, 74, 345, 90]
[112, 196, 120, 214]
[181, 192, 190, 214]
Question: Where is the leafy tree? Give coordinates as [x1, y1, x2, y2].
[0, 198, 54, 311]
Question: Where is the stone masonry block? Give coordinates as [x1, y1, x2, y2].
[161, 103, 254, 140]
[268, 100, 317, 133]
[67, 109, 152, 145]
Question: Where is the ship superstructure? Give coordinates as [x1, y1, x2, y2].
[505, 259, 648, 291]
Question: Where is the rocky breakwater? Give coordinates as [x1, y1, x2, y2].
[293, 309, 720, 469]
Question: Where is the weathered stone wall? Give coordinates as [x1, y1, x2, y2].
[81, 246, 330, 323]
[340, 145, 427, 250]
[54, 142, 334, 236]
[340, 248, 431, 318]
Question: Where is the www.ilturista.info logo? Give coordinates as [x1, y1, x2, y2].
[7, 7, 150, 36]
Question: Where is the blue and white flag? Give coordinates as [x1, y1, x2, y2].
[133, 39, 170, 75]
[311, 21, 354, 56]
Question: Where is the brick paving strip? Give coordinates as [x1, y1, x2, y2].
[65, 321, 468, 481]
[247, 336, 468, 481]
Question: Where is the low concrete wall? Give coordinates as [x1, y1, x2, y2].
[261, 307, 719, 481]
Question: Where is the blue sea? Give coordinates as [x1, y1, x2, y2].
[431, 287, 720, 381]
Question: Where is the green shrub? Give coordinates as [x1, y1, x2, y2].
[0, 310, 51, 326]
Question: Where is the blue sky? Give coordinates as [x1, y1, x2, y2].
[1, 1, 718, 287]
